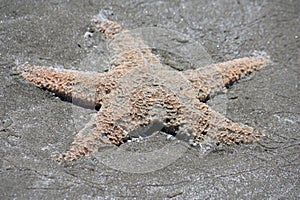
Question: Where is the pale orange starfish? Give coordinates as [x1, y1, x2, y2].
[18, 18, 270, 161]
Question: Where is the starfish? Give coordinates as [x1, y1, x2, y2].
[18, 18, 270, 161]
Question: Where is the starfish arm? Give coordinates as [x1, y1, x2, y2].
[190, 102, 263, 145]
[19, 65, 109, 108]
[93, 19, 161, 70]
[58, 101, 137, 161]
[184, 56, 270, 101]
[55, 113, 104, 161]
[92, 19, 123, 39]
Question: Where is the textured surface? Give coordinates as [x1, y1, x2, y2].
[18, 19, 269, 161]
[1, 0, 299, 199]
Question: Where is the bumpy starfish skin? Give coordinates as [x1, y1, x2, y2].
[19, 19, 270, 161]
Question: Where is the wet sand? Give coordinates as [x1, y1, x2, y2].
[0, 0, 299, 199]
